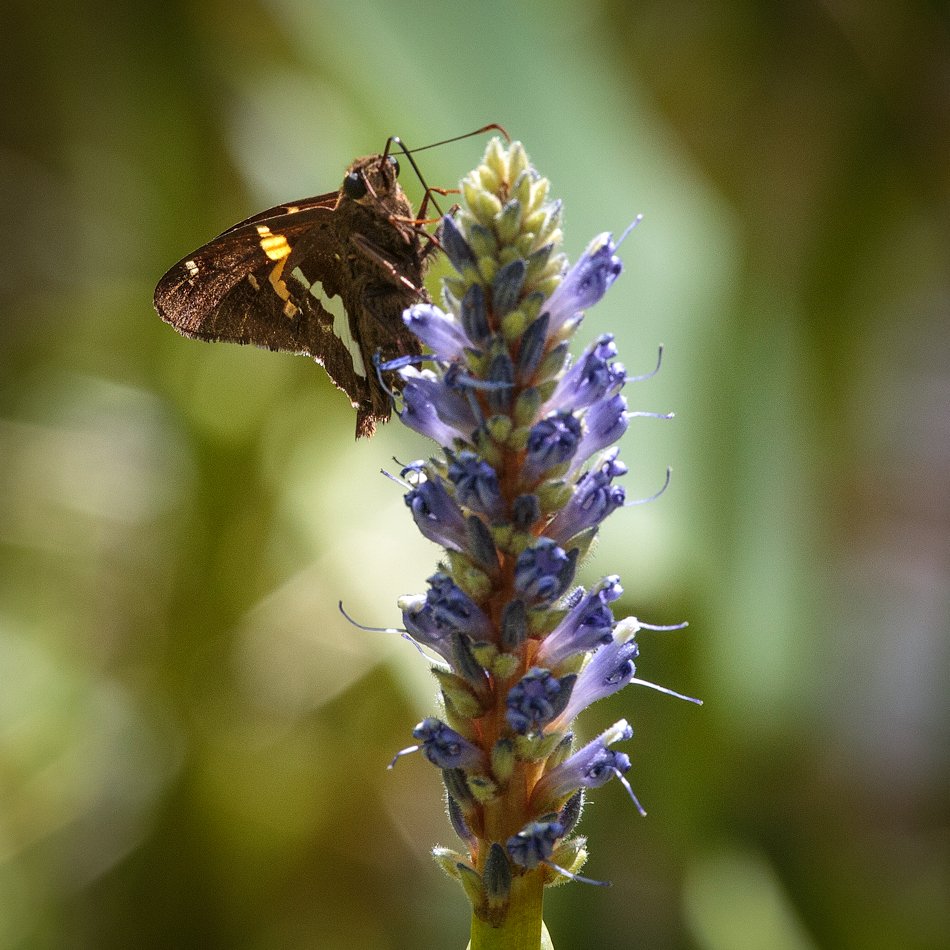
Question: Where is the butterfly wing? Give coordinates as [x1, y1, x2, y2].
[154, 200, 340, 352]
[220, 191, 340, 234]
[154, 172, 429, 438]
[154, 198, 396, 435]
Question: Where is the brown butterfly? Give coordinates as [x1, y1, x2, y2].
[154, 147, 439, 438]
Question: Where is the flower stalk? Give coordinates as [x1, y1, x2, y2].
[391, 140, 700, 949]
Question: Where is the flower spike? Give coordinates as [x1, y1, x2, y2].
[382, 139, 699, 938]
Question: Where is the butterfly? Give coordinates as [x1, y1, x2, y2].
[154, 149, 433, 438]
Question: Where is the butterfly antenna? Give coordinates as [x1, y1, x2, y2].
[385, 136, 446, 217]
[395, 124, 511, 157]
[382, 125, 511, 219]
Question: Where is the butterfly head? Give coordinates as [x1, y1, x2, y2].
[342, 154, 401, 204]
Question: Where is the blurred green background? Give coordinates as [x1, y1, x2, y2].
[2, 1, 948, 947]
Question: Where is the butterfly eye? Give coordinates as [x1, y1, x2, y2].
[344, 171, 368, 200]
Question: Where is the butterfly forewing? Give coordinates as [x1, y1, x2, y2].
[154, 153, 430, 438]
[220, 191, 339, 234]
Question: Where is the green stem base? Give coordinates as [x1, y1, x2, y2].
[468, 872, 553, 950]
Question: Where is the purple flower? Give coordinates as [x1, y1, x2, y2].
[507, 820, 612, 888]
[532, 720, 638, 810]
[572, 394, 628, 469]
[535, 576, 623, 667]
[506, 667, 576, 734]
[486, 352, 515, 414]
[399, 367, 479, 445]
[426, 572, 493, 639]
[514, 538, 577, 605]
[517, 314, 549, 382]
[524, 411, 581, 481]
[506, 820, 564, 870]
[411, 718, 485, 769]
[552, 630, 702, 726]
[404, 467, 468, 551]
[403, 303, 472, 361]
[543, 232, 624, 334]
[447, 452, 505, 520]
[553, 636, 639, 725]
[440, 214, 478, 273]
[545, 334, 626, 413]
[546, 449, 627, 545]
[400, 595, 454, 663]
[492, 258, 526, 316]
[459, 283, 490, 345]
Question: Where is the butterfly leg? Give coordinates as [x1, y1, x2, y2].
[390, 208, 460, 266]
[349, 232, 425, 295]
[417, 186, 459, 221]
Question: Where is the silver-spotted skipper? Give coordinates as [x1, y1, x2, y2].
[154, 146, 437, 438]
